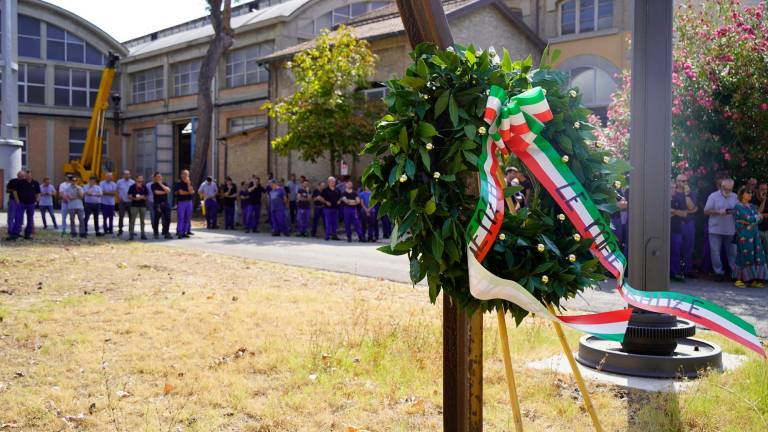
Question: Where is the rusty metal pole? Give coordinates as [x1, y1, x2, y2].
[394, 2, 483, 431]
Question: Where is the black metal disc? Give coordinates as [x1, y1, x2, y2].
[577, 336, 723, 379]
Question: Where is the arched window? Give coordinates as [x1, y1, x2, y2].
[568, 66, 617, 120]
[559, 0, 613, 36]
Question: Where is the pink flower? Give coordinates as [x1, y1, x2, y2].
[724, 153, 732, 161]
[761, 103, 768, 110]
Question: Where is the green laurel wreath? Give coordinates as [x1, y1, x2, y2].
[362, 43, 629, 321]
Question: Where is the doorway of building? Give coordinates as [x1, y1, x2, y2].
[176, 121, 193, 176]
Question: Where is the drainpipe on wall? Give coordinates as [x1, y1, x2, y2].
[0, 0, 22, 210]
[211, 74, 218, 180]
[535, 0, 540, 35]
[266, 63, 273, 177]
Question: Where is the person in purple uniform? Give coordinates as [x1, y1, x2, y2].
[199, 176, 219, 229]
[221, 177, 237, 230]
[5, 171, 24, 238]
[247, 176, 265, 233]
[359, 185, 378, 242]
[340, 181, 365, 243]
[311, 181, 326, 237]
[269, 180, 289, 236]
[100, 172, 117, 234]
[319, 177, 341, 241]
[174, 170, 195, 239]
[295, 180, 311, 236]
[670, 174, 697, 280]
[239, 181, 251, 232]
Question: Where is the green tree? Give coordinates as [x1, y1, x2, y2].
[264, 26, 383, 176]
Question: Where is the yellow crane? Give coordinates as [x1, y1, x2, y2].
[63, 52, 120, 183]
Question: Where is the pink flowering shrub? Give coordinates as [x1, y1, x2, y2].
[595, 0, 768, 182]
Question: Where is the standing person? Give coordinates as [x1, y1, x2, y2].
[5, 171, 24, 238]
[146, 177, 155, 233]
[38, 177, 58, 230]
[286, 174, 299, 228]
[670, 175, 697, 280]
[26, 170, 40, 235]
[83, 176, 103, 236]
[732, 186, 768, 288]
[247, 176, 265, 233]
[268, 180, 289, 236]
[319, 177, 341, 241]
[127, 175, 149, 240]
[64, 179, 86, 238]
[100, 172, 117, 234]
[340, 180, 365, 242]
[756, 183, 768, 253]
[115, 170, 135, 237]
[239, 181, 250, 231]
[174, 170, 195, 238]
[221, 177, 237, 230]
[58, 174, 73, 236]
[311, 181, 326, 237]
[12, 171, 38, 240]
[150, 172, 172, 239]
[359, 185, 378, 242]
[704, 178, 738, 281]
[295, 180, 311, 236]
[381, 215, 392, 239]
[199, 176, 219, 229]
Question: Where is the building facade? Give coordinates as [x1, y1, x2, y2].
[2, 0, 127, 199]
[7, 0, 709, 205]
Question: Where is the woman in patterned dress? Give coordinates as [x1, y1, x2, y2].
[732, 186, 768, 288]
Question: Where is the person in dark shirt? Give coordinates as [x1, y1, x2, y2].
[311, 181, 326, 237]
[5, 171, 24, 240]
[295, 180, 311, 236]
[670, 175, 698, 280]
[15, 171, 39, 240]
[127, 175, 149, 240]
[340, 180, 365, 242]
[150, 172, 172, 239]
[319, 177, 341, 240]
[247, 176, 265, 233]
[221, 177, 237, 230]
[173, 170, 195, 238]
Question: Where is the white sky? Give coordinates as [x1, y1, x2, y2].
[44, 0, 213, 42]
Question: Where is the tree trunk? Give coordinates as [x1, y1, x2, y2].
[190, 0, 234, 188]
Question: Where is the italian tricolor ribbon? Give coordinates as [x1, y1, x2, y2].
[470, 85, 766, 357]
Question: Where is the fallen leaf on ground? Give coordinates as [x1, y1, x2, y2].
[163, 383, 174, 395]
[404, 398, 425, 415]
[344, 427, 371, 432]
[308, 373, 318, 382]
[116, 390, 131, 398]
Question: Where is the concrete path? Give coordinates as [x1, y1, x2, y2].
[3, 211, 767, 337]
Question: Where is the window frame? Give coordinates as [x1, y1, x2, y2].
[18, 63, 45, 105]
[225, 42, 273, 88]
[559, 0, 614, 36]
[54, 67, 100, 108]
[173, 59, 202, 97]
[227, 115, 267, 133]
[18, 15, 41, 59]
[131, 67, 164, 104]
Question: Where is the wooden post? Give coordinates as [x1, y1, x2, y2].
[394, 2, 483, 431]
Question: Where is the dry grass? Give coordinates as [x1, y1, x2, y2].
[0, 232, 766, 431]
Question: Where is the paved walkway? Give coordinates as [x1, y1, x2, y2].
[3, 211, 766, 337]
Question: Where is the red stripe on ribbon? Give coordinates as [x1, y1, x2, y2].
[557, 308, 633, 325]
